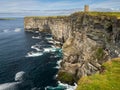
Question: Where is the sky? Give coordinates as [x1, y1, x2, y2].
[0, 0, 120, 17]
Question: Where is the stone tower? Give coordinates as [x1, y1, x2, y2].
[84, 5, 89, 12]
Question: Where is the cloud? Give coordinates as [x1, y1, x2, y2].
[0, 0, 92, 12]
[0, 0, 40, 12]
[0, 0, 120, 12]
[0, 0, 120, 17]
[90, 0, 120, 9]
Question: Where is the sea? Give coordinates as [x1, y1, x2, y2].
[0, 18, 77, 90]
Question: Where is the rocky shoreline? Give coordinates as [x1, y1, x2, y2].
[24, 12, 120, 86]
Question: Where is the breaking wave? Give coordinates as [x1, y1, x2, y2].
[43, 47, 56, 53]
[31, 44, 42, 51]
[45, 81, 77, 90]
[14, 28, 21, 32]
[0, 82, 20, 90]
[45, 37, 53, 40]
[3, 29, 9, 33]
[25, 51, 43, 57]
[47, 40, 54, 44]
[54, 59, 62, 69]
[1, 28, 21, 33]
[0, 71, 31, 90]
[32, 36, 41, 39]
[58, 81, 77, 90]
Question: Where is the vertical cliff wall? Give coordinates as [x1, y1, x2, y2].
[24, 16, 71, 42]
[24, 13, 120, 84]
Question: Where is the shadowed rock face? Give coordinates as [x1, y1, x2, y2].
[24, 13, 120, 84]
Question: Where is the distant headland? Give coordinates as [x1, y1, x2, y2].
[0, 18, 16, 20]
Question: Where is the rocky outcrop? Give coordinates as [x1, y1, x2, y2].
[24, 16, 71, 42]
[24, 13, 120, 85]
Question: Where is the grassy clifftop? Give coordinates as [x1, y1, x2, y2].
[24, 15, 68, 19]
[88, 12, 120, 19]
[71, 12, 120, 19]
[25, 12, 120, 19]
[76, 58, 120, 90]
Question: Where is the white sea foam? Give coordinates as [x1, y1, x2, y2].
[45, 81, 77, 90]
[55, 74, 58, 78]
[54, 59, 62, 69]
[32, 36, 41, 39]
[51, 45, 57, 48]
[14, 28, 21, 32]
[45, 37, 53, 40]
[52, 46, 61, 50]
[0, 71, 31, 90]
[43, 47, 56, 53]
[3, 28, 21, 33]
[25, 51, 43, 57]
[31, 45, 41, 51]
[58, 81, 77, 90]
[43, 45, 56, 52]
[15, 71, 26, 82]
[3, 29, 9, 33]
[0, 82, 20, 90]
[35, 31, 39, 33]
[47, 40, 54, 44]
[55, 41, 61, 44]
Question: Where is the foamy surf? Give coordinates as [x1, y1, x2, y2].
[58, 81, 77, 90]
[32, 36, 41, 39]
[2, 28, 21, 33]
[3, 29, 9, 33]
[25, 51, 43, 57]
[47, 40, 54, 44]
[45, 81, 77, 90]
[45, 86, 65, 90]
[31, 45, 42, 51]
[14, 28, 21, 32]
[35, 31, 39, 33]
[43, 47, 56, 53]
[55, 60, 62, 69]
[0, 71, 31, 90]
[0, 82, 21, 90]
[54, 41, 61, 44]
[45, 37, 53, 40]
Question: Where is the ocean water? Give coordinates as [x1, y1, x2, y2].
[0, 18, 76, 90]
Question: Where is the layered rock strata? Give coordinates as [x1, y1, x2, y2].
[24, 13, 120, 84]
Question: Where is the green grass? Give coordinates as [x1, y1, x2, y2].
[24, 15, 68, 19]
[76, 58, 120, 90]
[25, 12, 120, 20]
[95, 48, 104, 60]
[88, 12, 120, 19]
[57, 71, 76, 85]
[71, 12, 120, 19]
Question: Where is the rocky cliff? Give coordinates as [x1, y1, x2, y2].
[24, 12, 120, 85]
[24, 16, 71, 42]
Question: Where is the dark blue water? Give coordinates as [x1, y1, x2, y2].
[0, 18, 63, 90]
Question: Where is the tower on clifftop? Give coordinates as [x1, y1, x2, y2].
[84, 5, 89, 12]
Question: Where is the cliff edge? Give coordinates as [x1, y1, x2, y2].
[24, 12, 120, 87]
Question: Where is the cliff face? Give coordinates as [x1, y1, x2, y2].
[24, 17, 71, 42]
[24, 13, 120, 84]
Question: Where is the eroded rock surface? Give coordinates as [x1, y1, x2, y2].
[24, 13, 120, 84]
